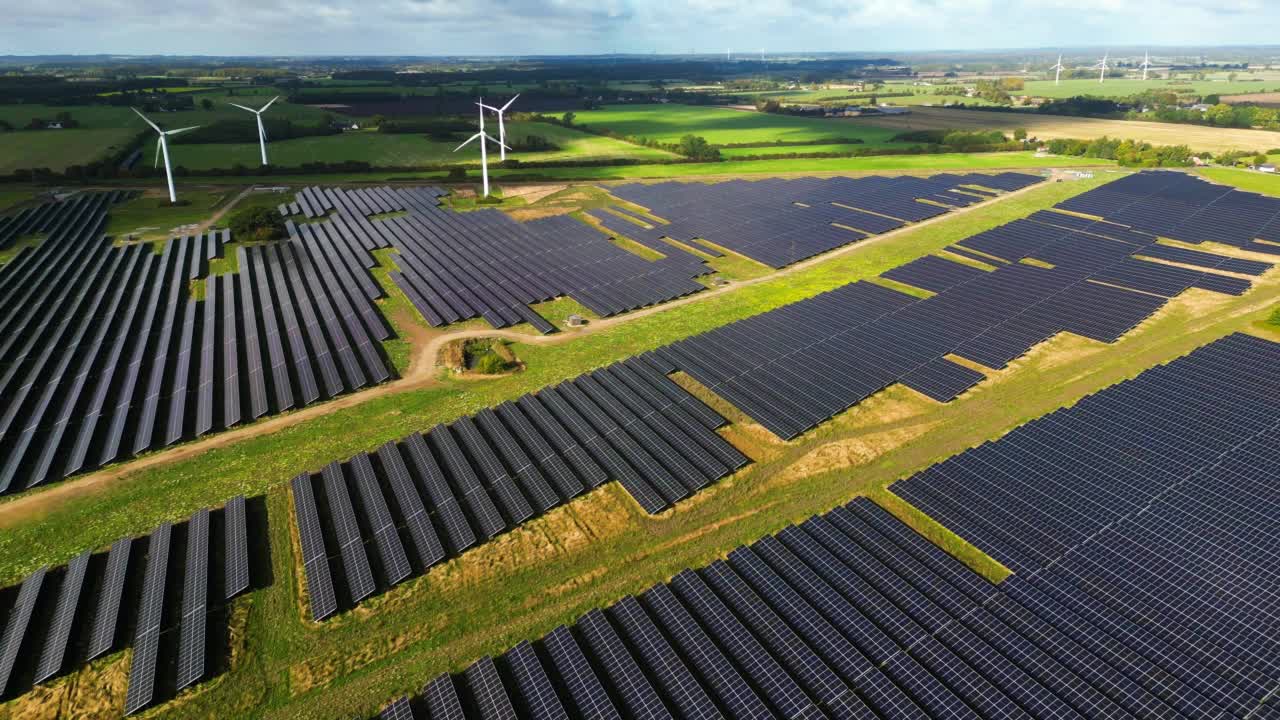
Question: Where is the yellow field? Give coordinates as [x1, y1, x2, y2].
[853, 106, 1280, 153]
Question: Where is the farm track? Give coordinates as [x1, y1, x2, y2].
[0, 179, 1049, 526]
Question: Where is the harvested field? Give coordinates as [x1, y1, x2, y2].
[1222, 92, 1280, 107]
[853, 105, 1280, 153]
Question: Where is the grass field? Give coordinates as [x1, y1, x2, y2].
[564, 104, 907, 146]
[0, 128, 140, 174]
[1022, 77, 1280, 99]
[166, 121, 677, 170]
[0, 94, 338, 132]
[853, 106, 1280, 153]
[3, 171, 1278, 720]
[1197, 166, 1280, 196]
[104, 188, 239, 239]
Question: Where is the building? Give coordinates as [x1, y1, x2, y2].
[1260, 164, 1277, 174]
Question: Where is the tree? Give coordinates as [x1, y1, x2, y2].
[562, 111, 576, 126]
[1255, 153, 1269, 167]
[676, 134, 720, 161]
[227, 205, 286, 242]
[1013, 128, 1028, 142]
[200, 98, 214, 111]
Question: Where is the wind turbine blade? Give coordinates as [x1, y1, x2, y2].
[164, 126, 201, 136]
[500, 94, 520, 111]
[132, 108, 161, 133]
[478, 103, 500, 112]
[154, 139, 162, 169]
[454, 133, 482, 152]
[482, 132, 510, 150]
[229, 103, 257, 113]
[260, 95, 280, 112]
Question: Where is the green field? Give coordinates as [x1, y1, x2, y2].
[0, 93, 339, 132]
[166, 121, 677, 170]
[3, 171, 1278, 719]
[564, 104, 906, 145]
[0, 128, 140, 174]
[1197, 166, 1280, 196]
[1022, 77, 1280, 99]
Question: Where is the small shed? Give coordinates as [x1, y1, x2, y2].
[566, 314, 588, 328]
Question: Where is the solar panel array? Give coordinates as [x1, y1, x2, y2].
[375, 461, 1278, 720]
[0, 496, 252, 711]
[633, 174, 1272, 439]
[292, 361, 747, 620]
[0, 192, 393, 493]
[1056, 169, 1280, 256]
[605, 173, 1045, 268]
[0, 190, 136, 250]
[280, 186, 711, 333]
[891, 333, 1280, 717]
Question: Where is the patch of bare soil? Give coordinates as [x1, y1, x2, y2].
[1, 652, 131, 720]
[498, 184, 567, 204]
[780, 422, 940, 483]
[507, 206, 577, 222]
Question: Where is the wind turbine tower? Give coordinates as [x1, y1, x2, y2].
[454, 97, 509, 198]
[479, 94, 520, 162]
[1051, 54, 1066, 85]
[1095, 52, 1109, 84]
[1141, 51, 1152, 81]
[228, 96, 280, 165]
[132, 108, 200, 204]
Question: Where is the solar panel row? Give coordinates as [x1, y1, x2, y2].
[892, 334, 1280, 714]
[1057, 169, 1280, 255]
[0, 192, 390, 493]
[373, 428, 1279, 720]
[605, 173, 1044, 268]
[291, 363, 745, 619]
[281, 186, 709, 333]
[0, 497, 252, 707]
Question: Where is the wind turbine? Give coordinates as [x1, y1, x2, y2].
[453, 98, 509, 198]
[478, 94, 520, 161]
[1094, 52, 1109, 84]
[228, 95, 279, 165]
[1050, 54, 1066, 85]
[132, 108, 200, 204]
[1140, 51, 1152, 81]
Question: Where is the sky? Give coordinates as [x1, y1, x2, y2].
[1, 0, 1276, 57]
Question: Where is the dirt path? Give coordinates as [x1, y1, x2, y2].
[197, 185, 255, 233]
[0, 180, 1051, 526]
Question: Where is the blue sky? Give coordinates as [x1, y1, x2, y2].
[1, 0, 1276, 56]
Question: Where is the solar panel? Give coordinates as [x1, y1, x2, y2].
[542, 625, 620, 719]
[320, 461, 376, 603]
[86, 537, 132, 660]
[124, 522, 172, 715]
[33, 549, 91, 684]
[381, 696, 415, 720]
[376, 442, 446, 569]
[291, 474, 337, 621]
[504, 641, 569, 720]
[348, 453, 412, 585]
[464, 656, 518, 720]
[224, 495, 250, 600]
[176, 509, 210, 691]
[0, 567, 47, 696]
[423, 673, 466, 720]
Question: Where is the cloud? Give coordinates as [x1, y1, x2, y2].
[0, 0, 1276, 55]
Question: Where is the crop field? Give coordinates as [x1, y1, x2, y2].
[3, 169, 1278, 719]
[564, 103, 907, 145]
[0, 94, 339, 132]
[1022, 76, 1280, 99]
[853, 105, 1280, 152]
[166, 121, 677, 170]
[0, 127, 140, 174]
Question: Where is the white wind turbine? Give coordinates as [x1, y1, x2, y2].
[1140, 51, 1152, 81]
[453, 98, 509, 198]
[1094, 52, 1110, 83]
[132, 108, 200, 204]
[228, 95, 280, 165]
[1050, 54, 1066, 85]
[478, 94, 520, 161]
